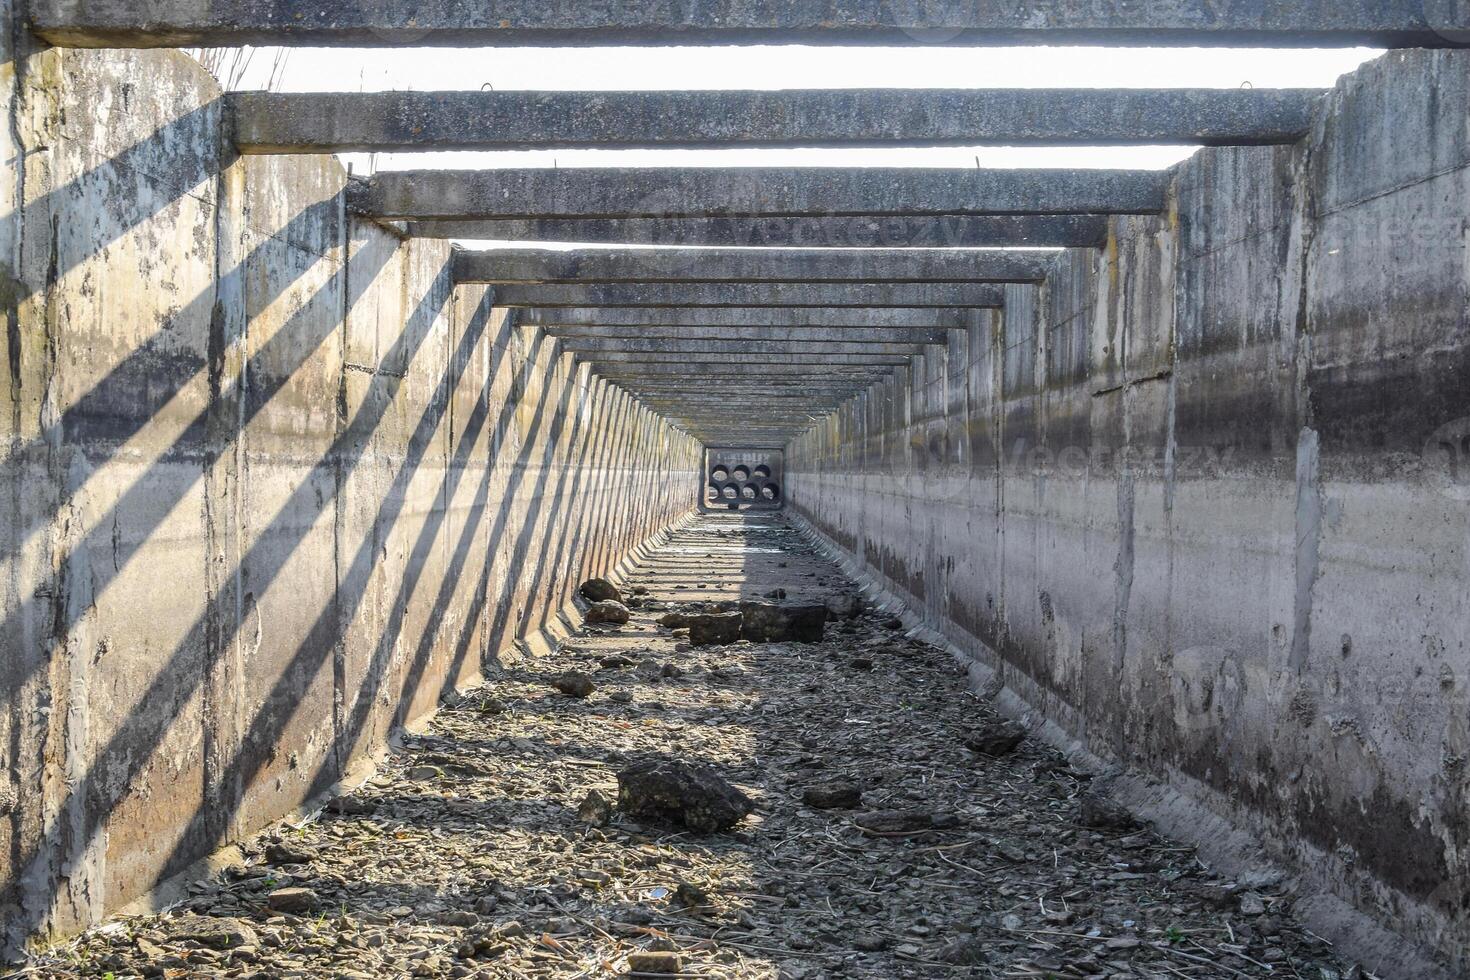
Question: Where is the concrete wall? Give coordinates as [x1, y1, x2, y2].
[0, 40, 700, 953]
[787, 49, 1470, 973]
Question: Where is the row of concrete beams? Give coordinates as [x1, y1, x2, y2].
[413, 215, 1111, 248]
[333, 159, 1148, 441]
[454, 247, 1052, 284]
[538, 305, 951, 430]
[487, 243, 982, 432]
[351, 168, 1165, 221]
[492, 282, 1003, 308]
[520, 308, 971, 330]
[230, 89, 1322, 153]
[560, 339, 928, 355]
[546, 326, 950, 344]
[31, 1, 1466, 48]
[452, 245, 1019, 435]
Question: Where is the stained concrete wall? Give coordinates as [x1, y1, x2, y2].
[0, 39, 700, 953]
[787, 49, 1470, 974]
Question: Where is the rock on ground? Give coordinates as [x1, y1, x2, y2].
[964, 719, 1028, 757]
[616, 759, 755, 832]
[740, 601, 828, 643]
[585, 600, 631, 626]
[803, 780, 863, 810]
[686, 611, 743, 646]
[580, 578, 622, 603]
[552, 670, 596, 698]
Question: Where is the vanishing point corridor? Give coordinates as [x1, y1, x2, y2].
[2, 5, 1469, 980]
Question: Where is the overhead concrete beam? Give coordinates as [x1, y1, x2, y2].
[619, 381, 874, 392]
[616, 375, 876, 385]
[231, 88, 1322, 153]
[558, 339, 929, 355]
[31, 1, 1463, 48]
[632, 395, 866, 405]
[524, 308, 973, 329]
[351, 168, 1166, 220]
[549, 327, 947, 345]
[640, 394, 862, 403]
[412, 215, 1111, 247]
[494, 282, 1006, 308]
[595, 363, 892, 377]
[455, 247, 1052, 284]
[574, 352, 910, 365]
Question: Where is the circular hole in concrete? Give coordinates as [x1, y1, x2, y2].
[740, 484, 758, 500]
[753, 465, 772, 480]
[732, 467, 751, 482]
[722, 486, 739, 500]
[761, 484, 778, 501]
[707, 484, 722, 500]
[711, 467, 730, 482]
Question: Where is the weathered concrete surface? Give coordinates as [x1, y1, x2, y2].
[559, 339, 930, 355]
[785, 48, 1470, 977]
[453, 247, 1052, 284]
[0, 43, 699, 957]
[522, 307, 975, 329]
[547, 326, 949, 345]
[351, 168, 1167, 220]
[597, 364, 891, 378]
[233, 89, 1322, 153]
[411, 215, 1112, 247]
[576, 352, 910, 365]
[31, 0, 1465, 48]
[492, 282, 1007, 309]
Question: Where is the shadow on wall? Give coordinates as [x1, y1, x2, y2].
[0, 42, 699, 957]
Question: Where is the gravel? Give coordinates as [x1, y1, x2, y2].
[22, 514, 1363, 980]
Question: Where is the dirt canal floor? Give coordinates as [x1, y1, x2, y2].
[22, 514, 1361, 979]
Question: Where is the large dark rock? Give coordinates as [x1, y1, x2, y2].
[740, 602, 828, 643]
[267, 887, 318, 913]
[687, 612, 743, 647]
[166, 915, 259, 950]
[964, 719, 1028, 757]
[803, 779, 863, 810]
[580, 578, 622, 603]
[616, 759, 754, 832]
[1077, 790, 1135, 830]
[585, 600, 631, 626]
[553, 671, 596, 698]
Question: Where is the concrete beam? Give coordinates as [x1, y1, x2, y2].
[558, 339, 929, 355]
[620, 381, 873, 392]
[412, 215, 1111, 247]
[640, 396, 859, 404]
[548, 326, 948, 345]
[525, 308, 973, 329]
[456, 247, 1052, 284]
[595, 363, 892, 377]
[574, 352, 910, 365]
[232, 88, 1322, 153]
[633, 395, 866, 405]
[617, 375, 876, 385]
[32, 2, 1463, 48]
[352, 168, 1166, 220]
[495, 282, 1006, 308]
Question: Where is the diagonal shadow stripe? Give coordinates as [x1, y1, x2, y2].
[10, 253, 459, 944]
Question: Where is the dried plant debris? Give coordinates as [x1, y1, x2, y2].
[25, 514, 1363, 979]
